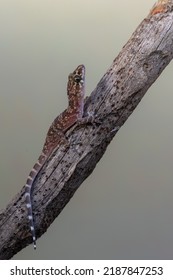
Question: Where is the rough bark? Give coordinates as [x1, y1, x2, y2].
[0, 0, 173, 259]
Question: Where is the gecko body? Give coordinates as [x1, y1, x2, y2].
[25, 65, 85, 249]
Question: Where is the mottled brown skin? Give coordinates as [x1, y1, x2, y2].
[25, 65, 85, 249]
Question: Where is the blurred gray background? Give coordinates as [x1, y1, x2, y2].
[0, 0, 173, 260]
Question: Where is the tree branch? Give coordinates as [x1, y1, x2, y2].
[1, 0, 173, 259]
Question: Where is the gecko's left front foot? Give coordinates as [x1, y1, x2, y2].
[77, 112, 102, 127]
[68, 113, 101, 151]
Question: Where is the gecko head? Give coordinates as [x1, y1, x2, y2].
[68, 64, 85, 89]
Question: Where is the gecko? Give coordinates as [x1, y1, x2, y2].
[25, 64, 86, 249]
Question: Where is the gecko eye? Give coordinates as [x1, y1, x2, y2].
[74, 75, 83, 84]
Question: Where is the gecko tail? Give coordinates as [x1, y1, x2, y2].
[25, 152, 47, 249]
[25, 186, 37, 249]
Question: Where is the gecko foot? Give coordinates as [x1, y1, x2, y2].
[77, 112, 102, 128]
[68, 113, 102, 153]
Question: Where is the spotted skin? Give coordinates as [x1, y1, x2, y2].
[25, 65, 85, 249]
